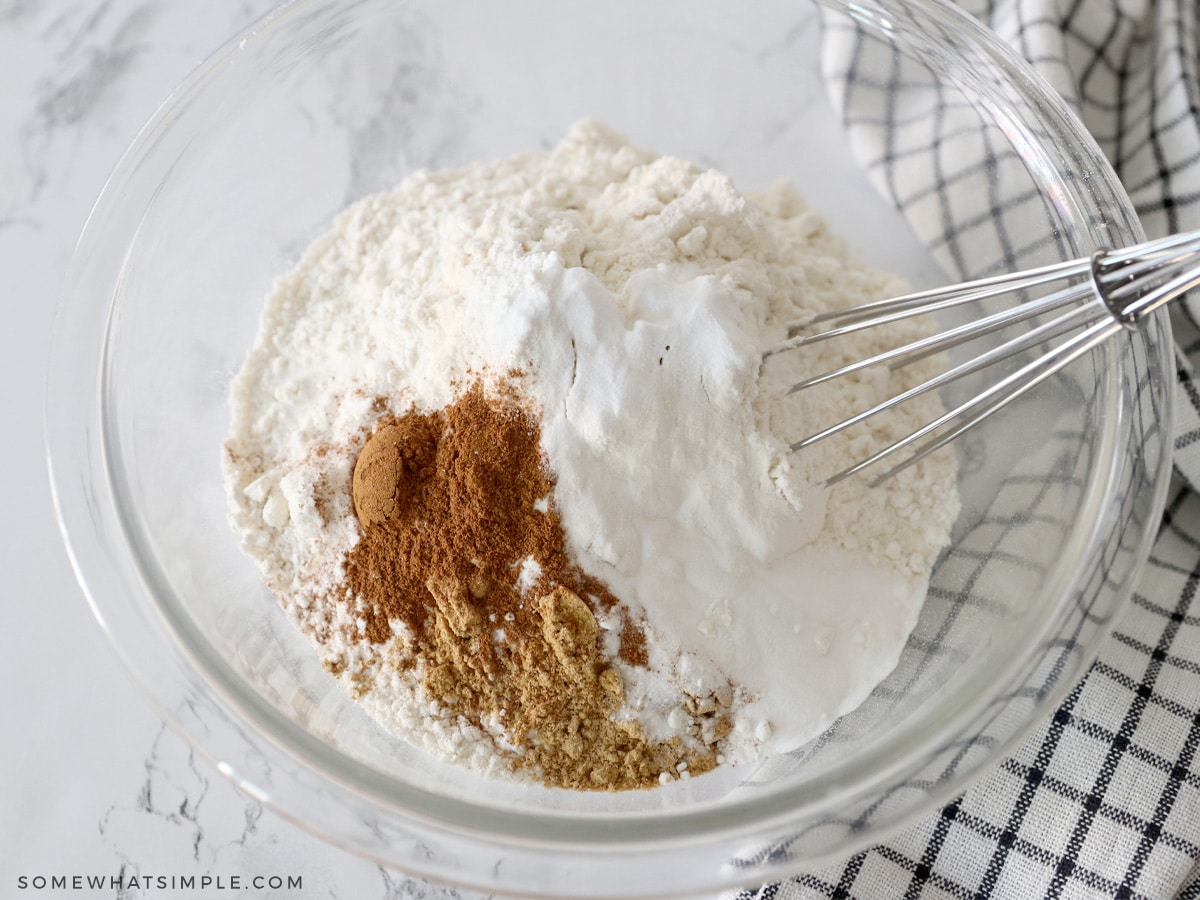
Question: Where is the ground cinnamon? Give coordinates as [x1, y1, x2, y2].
[343, 380, 722, 790]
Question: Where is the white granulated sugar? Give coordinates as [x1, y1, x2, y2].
[223, 120, 959, 781]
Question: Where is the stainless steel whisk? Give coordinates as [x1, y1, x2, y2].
[776, 230, 1200, 486]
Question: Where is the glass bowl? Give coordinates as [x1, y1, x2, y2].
[46, 0, 1173, 895]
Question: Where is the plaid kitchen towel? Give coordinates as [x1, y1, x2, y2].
[732, 1, 1200, 898]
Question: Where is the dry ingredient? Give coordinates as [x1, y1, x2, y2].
[345, 382, 716, 789]
[223, 121, 958, 790]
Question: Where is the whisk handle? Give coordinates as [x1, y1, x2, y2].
[1093, 230, 1200, 325]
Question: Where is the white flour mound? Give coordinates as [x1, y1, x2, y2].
[223, 121, 959, 780]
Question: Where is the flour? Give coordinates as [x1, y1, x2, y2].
[223, 121, 958, 783]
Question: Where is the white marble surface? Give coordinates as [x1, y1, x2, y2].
[10, 1, 1200, 898]
[0, 2, 482, 897]
[1, 2, 943, 898]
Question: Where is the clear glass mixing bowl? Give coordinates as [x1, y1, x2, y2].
[47, 0, 1173, 895]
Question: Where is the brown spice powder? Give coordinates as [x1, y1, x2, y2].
[344, 381, 722, 790]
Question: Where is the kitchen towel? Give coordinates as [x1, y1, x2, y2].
[733, 1, 1200, 898]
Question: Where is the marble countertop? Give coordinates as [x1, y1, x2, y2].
[10, 1, 1200, 898]
[0, 2, 481, 897]
[0, 2, 970, 898]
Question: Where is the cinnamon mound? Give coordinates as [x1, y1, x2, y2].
[345, 381, 722, 790]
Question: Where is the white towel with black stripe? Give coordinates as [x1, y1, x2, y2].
[730, 1, 1200, 898]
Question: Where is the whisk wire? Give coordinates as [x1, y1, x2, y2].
[795, 255, 1090, 330]
[785, 279, 1095, 393]
[776, 259, 1093, 354]
[779, 228, 1200, 485]
[1105, 230, 1200, 264]
[825, 316, 1123, 486]
[792, 301, 1104, 459]
[1107, 258, 1200, 322]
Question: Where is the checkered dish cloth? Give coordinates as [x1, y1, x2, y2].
[731, 1, 1200, 898]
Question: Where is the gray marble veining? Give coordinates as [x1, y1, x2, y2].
[0, 2, 859, 897]
[0, 2, 483, 896]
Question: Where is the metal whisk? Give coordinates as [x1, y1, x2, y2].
[776, 230, 1200, 486]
